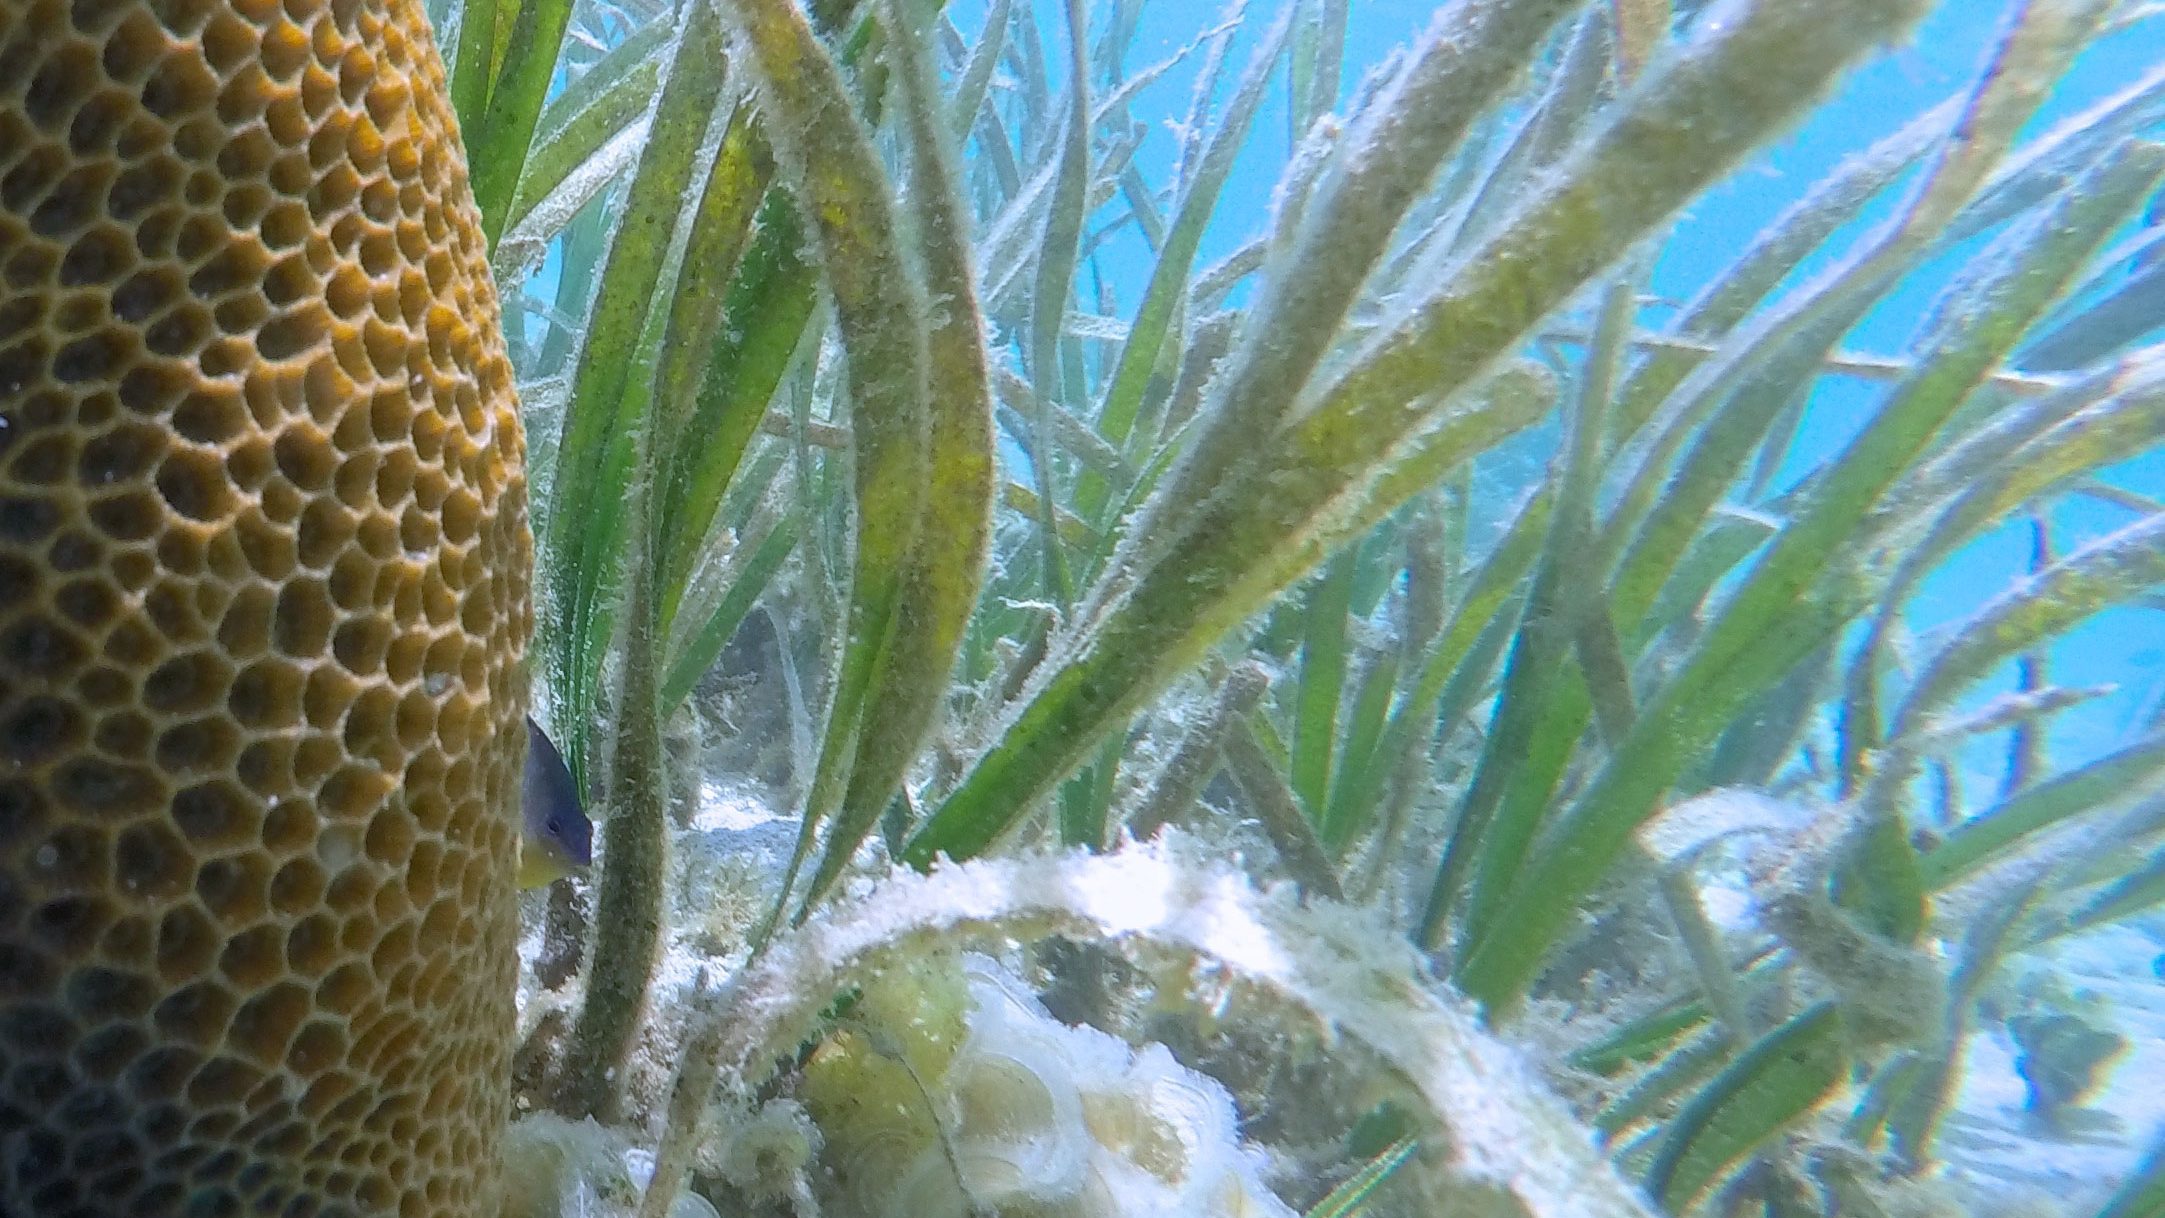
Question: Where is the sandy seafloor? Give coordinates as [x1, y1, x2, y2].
[1937, 922, 2165, 1212]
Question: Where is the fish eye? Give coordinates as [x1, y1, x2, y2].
[546, 816, 563, 834]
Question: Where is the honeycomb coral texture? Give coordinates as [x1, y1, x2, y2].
[0, 0, 531, 1209]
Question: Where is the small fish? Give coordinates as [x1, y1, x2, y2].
[518, 715, 593, 889]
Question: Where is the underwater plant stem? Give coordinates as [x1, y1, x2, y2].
[2007, 516, 2053, 797]
[1126, 662, 1271, 840]
[1293, 551, 1358, 815]
[1021, 0, 1091, 606]
[1657, 867, 1752, 1041]
[800, 0, 998, 916]
[470, 0, 575, 247]
[537, 879, 589, 992]
[1355, 738, 1433, 900]
[448, 0, 497, 137]
[557, 524, 669, 1121]
[1644, 1001, 1848, 1211]
[1576, 604, 1638, 745]
[1224, 720, 1346, 901]
[543, 0, 732, 780]
[1348, 509, 1453, 889]
[1425, 275, 1627, 950]
[651, 110, 780, 626]
[722, 0, 934, 949]
[1337, 490, 1548, 867]
[497, 15, 674, 251]
[1089, 3, 1294, 511]
[1548, 325, 2069, 396]
[1323, 516, 1446, 859]
[996, 368, 1129, 478]
[950, 0, 1012, 140]
[1100, 0, 1578, 619]
[1310, 0, 1349, 126]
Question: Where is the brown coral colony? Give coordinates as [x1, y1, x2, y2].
[0, 0, 531, 1213]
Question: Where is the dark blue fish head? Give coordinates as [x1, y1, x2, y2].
[519, 715, 592, 888]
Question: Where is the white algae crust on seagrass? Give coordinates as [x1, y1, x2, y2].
[0, 0, 531, 1212]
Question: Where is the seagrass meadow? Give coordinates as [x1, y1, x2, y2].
[7, 0, 2165, 1213]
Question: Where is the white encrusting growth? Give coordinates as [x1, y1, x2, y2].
[632, 836, 1659, 1218]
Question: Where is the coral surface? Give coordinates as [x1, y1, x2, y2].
[0, 0, 530, 1210]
